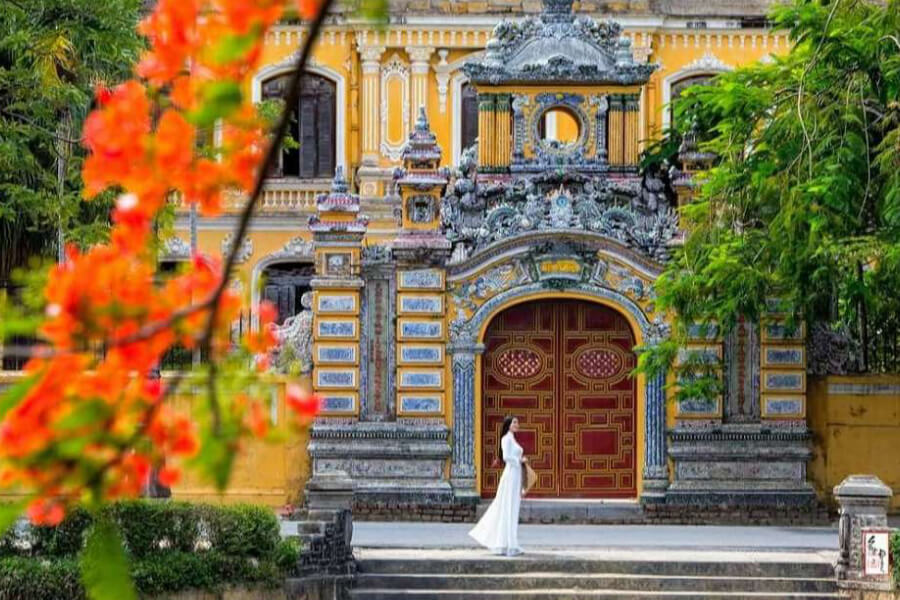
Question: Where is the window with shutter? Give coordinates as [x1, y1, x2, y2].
[460, 82, 479, 152]
[261, 73, 336, 179]
[261, 262, 315, 325]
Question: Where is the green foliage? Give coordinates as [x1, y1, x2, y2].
[0, 501, 293, 599]
[638, 0, 900, 387]
[0, 0, 144, 282]
[892, 530, 900, 588]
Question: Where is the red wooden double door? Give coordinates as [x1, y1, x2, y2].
[481, 299, 637, 498]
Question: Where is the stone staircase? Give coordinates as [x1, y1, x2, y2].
[350, 549, 844, 599]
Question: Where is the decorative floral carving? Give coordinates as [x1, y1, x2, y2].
[161, 236, 190, 259]
[441, 168, 678, 263]
[221, 233, 253, 263]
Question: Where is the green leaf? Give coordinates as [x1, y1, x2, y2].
[0, 501, 26, 536]
[80, 515, 136, 600]
[211, 30, 260, 64]
[0, 373, 38, 418]
[190, 82, 243, 128]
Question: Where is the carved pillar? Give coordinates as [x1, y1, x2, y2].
[477, 93, 495, 171]
[450, 340, 483, 496]
[607, 94, 624, 166]
[406, 46, 434, 126]
[624, 94, 640, 166]
[495, 93, 511, 170]
[592, 94, 609, 164]
[641, 371, 668, 501]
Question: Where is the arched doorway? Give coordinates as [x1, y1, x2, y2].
[480, 299, 637, 498]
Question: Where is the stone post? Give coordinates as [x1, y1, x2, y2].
[449, 340, 483, 497]
[295, 470, 355, 577]
[835, 475, 894, 592]
[641, 371, 668, 501]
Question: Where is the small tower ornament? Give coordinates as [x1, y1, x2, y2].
[395, 107, 447, 231]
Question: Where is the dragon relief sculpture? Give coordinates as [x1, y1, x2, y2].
[441, 163, 678, 264]
[270, 291, 314, 375]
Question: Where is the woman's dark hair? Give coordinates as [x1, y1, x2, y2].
[498, 416, 515, 461]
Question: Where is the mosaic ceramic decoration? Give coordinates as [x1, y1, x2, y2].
[399, 370, 443, 388]
[316, 345, 357, 363]
[762, 347, 804, 367]
[398, 269, 444, 290]
[399, 294, 443, 314]
[317, 320, 357, 338]
[763, 371, 805, 393]
[762, 323, 804, 341]
[762, 395, 804, 417]
[316, 369, 357, 388]
[317, 294, 357, 313]
[320, 395, 356, 413]
[676, 395, 721, 417]
[399, 319, 443, 339]
[399, 345, 444, 364]
[399, 394, 442, 414]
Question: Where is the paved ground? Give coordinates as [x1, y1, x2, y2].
[281, 520, 838, 551]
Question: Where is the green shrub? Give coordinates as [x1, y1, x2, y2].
[200, 504, 280, 558]
[0, 501, 294, 599]
[0, 557, 82, 600]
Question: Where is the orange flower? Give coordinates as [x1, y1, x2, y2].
[286, 385, 321, 424]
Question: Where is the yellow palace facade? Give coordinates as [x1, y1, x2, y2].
[151, 0, 900, 519]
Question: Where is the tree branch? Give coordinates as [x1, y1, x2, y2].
[196, 0, 335, 434]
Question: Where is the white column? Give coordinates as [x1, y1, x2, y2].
[406, 46, 435, 126]
[358, 42, 385, 166]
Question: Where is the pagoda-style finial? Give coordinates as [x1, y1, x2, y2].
[414, 106, 429, 132]
[542, 0, 574, 20]
[614, 36, 635, 68]
[330, 166, 349, 194]
[400, 105, 442, 169]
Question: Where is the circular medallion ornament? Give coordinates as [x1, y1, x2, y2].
[495, 348, 543, 379]
[576, 348, 623, 379]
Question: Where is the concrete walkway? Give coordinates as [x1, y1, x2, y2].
[281, 519, 838, 552]
[349, 522, 837, 551]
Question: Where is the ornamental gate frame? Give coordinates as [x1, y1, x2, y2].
[446, 236, 670, 504]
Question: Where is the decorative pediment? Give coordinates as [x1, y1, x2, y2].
[462, 0, 657, 86]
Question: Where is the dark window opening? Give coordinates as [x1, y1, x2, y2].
[460, 82, 479, 153]
[262, 73, 336, 179]
[262, 262, 315, 325]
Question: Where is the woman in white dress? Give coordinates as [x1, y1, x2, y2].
[469, 416, 527, 556]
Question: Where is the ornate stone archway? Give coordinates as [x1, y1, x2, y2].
[446, 248, 669, 503]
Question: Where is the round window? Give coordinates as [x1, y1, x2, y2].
[539, 106, 581, 147]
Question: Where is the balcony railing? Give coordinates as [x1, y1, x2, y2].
[170, 178, 331, 213]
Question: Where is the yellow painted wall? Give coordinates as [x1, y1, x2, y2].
[808, 375, 900, 512]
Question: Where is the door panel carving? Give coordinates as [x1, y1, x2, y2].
[481, 299, 636, 498]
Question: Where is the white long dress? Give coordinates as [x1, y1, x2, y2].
[468, 431, 523, 556]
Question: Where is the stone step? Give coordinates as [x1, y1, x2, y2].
[355, 573, 837, 594]
[478, 500, 644, 524]
[350, 589, 845, 599]
[356, 558, 835, 579]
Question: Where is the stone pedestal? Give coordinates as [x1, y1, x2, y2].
[666, 423, 816, 507]
[295, 471, 355, 577]
[309, 421, 452, 503]
[835, 474, 894, 592]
